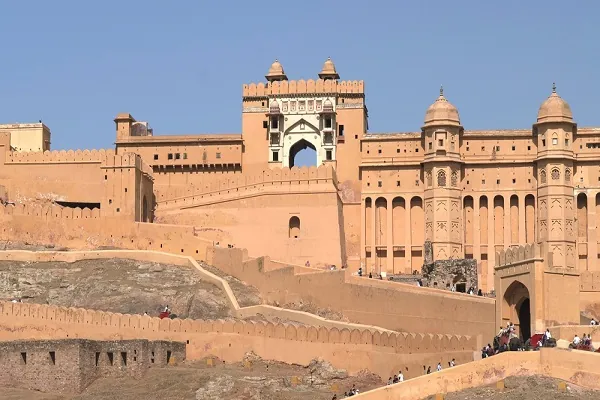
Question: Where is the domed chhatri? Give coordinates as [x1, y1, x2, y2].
[322, 98, 334, 113]
[536, 83, 574, 124]
[423, 86, 461, 127]
[269, 100, 281, 114]
[318, 57, 340, 80]
[265, 59, 288, 82]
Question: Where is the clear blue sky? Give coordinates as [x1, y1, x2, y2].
[1, 1, 598, 158]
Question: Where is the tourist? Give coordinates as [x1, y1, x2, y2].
[426, 366, 431, 374]
[450, 358, 456, 367]
[467, 287, 474, 295]
[358, 267, 363, 277]
[387, 377, 393, 385]
[368, 271, 372, 278]
[573, 334, 581, 346]
[143, 311, 148, 316]
[477, 289, 483, 296]
[591, 319, 597, 325]
[164, 305, 170, 313]
[437, 362, 442, 372]
[398, 370, 404, 382]
[332, 395, 337, 400]
[392, 375, 398, 383]
[543, 328, 551, 345]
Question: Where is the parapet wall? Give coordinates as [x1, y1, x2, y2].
[0, 202, 101, 219]
[157, 164, 337, 208]
[243, 79, 364, 97]
[4, 148, 115, 164]
[495, 243, 542, 267]
[355, 348, 600, 399]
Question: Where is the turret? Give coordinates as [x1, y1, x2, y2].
[265, 59, 288, 82]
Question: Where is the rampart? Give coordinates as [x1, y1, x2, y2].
[495, 243, 542, 267]
[207, 247, 496, 340]
[354, 348, 600, 399]
[0, 300, 475, 380]
[4, 148, 114, 164]
[156, 164, 338, 210]
[243, 79, 364, 98]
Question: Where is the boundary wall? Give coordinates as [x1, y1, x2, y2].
[156, 164, 337, 210]
[207, 247, 496, 339]
[354, 348, 600, 399]
[0, 300, 475, 380]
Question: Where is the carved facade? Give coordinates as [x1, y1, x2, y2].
[1, 59, 599, 293]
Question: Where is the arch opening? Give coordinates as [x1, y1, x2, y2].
[289, 216, 300, 239]
[503, 281, 531, 340]
[142, 195, 149, 223]
[289, 139, 317, 168]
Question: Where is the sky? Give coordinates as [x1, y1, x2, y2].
[1, 1, 599, 166]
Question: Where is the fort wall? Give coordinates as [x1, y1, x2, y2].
[0, 300, 475, 379]
[207, 247, 496, 339]
[355, 348, 600, 399]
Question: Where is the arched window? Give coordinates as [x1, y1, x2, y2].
[451, 170, 458, 187]
[437, 170, 447, 187]
[289, 216, 301, 239]
[540, 169, 547, 184]
[565, 168, 571, 183]
[551, 168, 560, 181]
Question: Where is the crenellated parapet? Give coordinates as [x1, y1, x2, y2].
[0, 300, 475, 353]
[0, 202, 101, 219]
[4, 149, 115, 164]
[157, 165, 337, 209]
[243, 79, 364, 98]
[495, 244, 542, 267]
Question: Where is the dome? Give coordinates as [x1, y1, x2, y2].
[265, 59, 287, 82]
[319, 57, 340, 80]
[423, 87, 461, 127]
[269, 100, 280, 114]
[536, 83, 573, 124]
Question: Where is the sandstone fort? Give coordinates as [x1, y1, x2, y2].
[1, 58, 600, 398]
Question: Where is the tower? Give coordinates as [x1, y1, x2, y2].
[421, 87, 464, 260]
[534, 83, 577, 269]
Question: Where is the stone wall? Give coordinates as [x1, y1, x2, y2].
[421, 241, 478, 291]
[0, 339, 185, 394]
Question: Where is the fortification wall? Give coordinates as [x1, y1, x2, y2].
[355, 348, 600, 399]
[243, 79, 364, 97]
[0, 300, 475, 379]
[156, 165, 337, 209]
[207, 247, 496, 340]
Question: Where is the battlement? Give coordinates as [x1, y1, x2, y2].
[495, 244, 542, 267]
[0, 300, 475, 354]
[243, 79, 364, 98]
[0, 202, 101, 219]
[4, 149, 115, 164]
[157, 165, 337, 208]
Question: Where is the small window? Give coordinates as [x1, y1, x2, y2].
[95, 352, 100, 366]
[466, 147, 469, 151]
[339, 125, 344, 136]
[175, 153, 181, 160]
[366, 150, 370, 154]
[482, 179, 486, 184]
[511, 146, 515, 151]
[124, 188, 128, 193]
[21, 352, 27, 365]
[216, 152, 221, 159]
[565, 139, 569, 146]
[167, 351, 172, 364]
[415, 180, 420, 186]
[107, 352, 114, 366]
[496, 146, 500, 151]
[378, 181, 382, 187]
[415, 148, 419, 152]
[183, 153, 188, 159]
[49, 351, 56, 365]
[528, 146, 531, 150]
[271, 118, 278, 129]
[272, 151, 279, 162]
[512, 179, 516, 184]
[355, 134, 358, 139]
[104, 175, 107, 180]
[367, 182, 370, 187]
[396, 181, 400, 187]
[428, 142, 432, 150]
[326, 150, 332, 160]
[466, 180, 470, 184]
[497, 179, 500, 184]
[542, 139, 546, 146]
[153, 154, 158, 160]
[116, 208, 120, 212]
[325, 118, 332, 128]
[168, 153, 173, 160]
[438, 139, 444, 146]
[396, 148, 400, 153]
[263, 121, 268, 129]
[552, 138, 558, 145]
[121, 352, 127, 366]
[481, 146, 485, 151]
[528, 179, 531, 183]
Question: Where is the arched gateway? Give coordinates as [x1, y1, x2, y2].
[494, 244, 581, 339]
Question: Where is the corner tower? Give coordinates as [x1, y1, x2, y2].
[534, 84, 577, 269]
[421, 87, 464, 260]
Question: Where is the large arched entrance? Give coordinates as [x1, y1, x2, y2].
[503, 281, 531, 340]
[289, 139, 317, 168]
